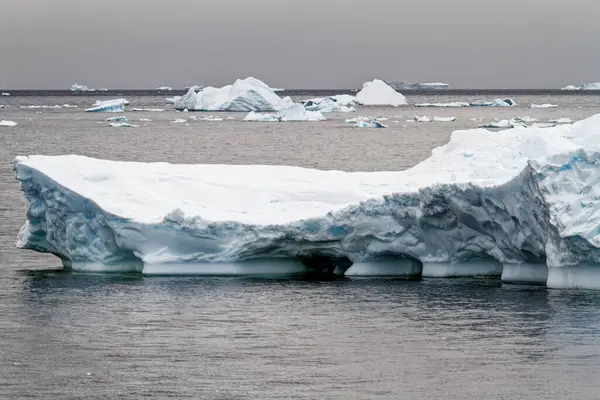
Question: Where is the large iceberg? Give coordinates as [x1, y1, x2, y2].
[14, 114, 600, 288]
[244, 104, 326, 122]
[174, 77, 293, 112]
[85, 99, 128, 113]
[355, 79, 407, 106]
[387, 81, 450, 90]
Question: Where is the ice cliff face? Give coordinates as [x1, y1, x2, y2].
[13, 115, 600, 288]
[174, 77, 293, 112]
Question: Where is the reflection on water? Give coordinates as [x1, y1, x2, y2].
[1, 270, 599, 399]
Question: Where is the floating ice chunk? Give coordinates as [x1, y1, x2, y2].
[227, 116, 235, 120]
[0, 120, 17, 127]
[514, 116, 538, 123]
[549, 117, 573, 124]
[433, 116, 456, 122]
[0, 105, 8, 109]
[62, 104, 78, 108]
[470, 98, 517, 107]
[414, 115, 432, 122]
[415, 102, 469, 108]
[347, 116, 387, 128]
[581, 82, 600, 90]
[106, 116, 128, 122]
[140, 118, 152, 122]
[171, 118, 188, 123]
[86, 99, 126, 113]
[355, 79, 407, 106]
[1, 92, 9, 96]
[387, 81, 450, 90]
[272, 88, 285, 92]
[94, 98, 129, 106]
[561, 85, 581, 91]
[130, 108, 164, 112]
[479, 119, 526, 129]
[20, 105, 63, 109]
[109, 122, 138, 128]
[99, 88, 108, 92]
[174, 77, 291, 112]
[303, 96, 357, 113]
[244, 112, 280, 122]
[156, 86, 172, 91]
[531, 103, 558, 109]
[191, 115, 224, 122]
[244, 104, 326, 122]
[531, 123, 557, 128]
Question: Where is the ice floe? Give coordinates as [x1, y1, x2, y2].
[0, 120, 17, 127]
[531, 103, 558, 109]
[415, 102, 470, 108]
[86, 99, 128, 113]
[109, 122, 138, 128]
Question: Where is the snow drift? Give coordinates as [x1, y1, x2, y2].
[174, 77, 293, 112]
[13, 114, 600, 288]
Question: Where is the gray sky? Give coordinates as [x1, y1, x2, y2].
[1, 0, 599, 89]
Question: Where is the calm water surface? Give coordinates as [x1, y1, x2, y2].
[1, 93, 600, 399]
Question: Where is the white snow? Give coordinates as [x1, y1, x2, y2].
[86, 99, 128, 113]
[244, 104, 326, 122]
[0, 120, 17, 127]
[531, 103, 558, 109]
[15, 113, 600, 288]
[157, 86, 172, 91]
[581, 82, 600, 90]
[1, 92, 9, 96]
[174, 77, 293, 112]
[355, 79, 407, 107]
[415, 102, 469, 108]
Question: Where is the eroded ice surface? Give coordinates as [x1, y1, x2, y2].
[174, 77, 293, 112]
[14, 114, 600, 288]
[355, 79, 407, 106]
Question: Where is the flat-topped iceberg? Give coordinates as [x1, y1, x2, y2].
[355, 79, 407, 106]
[244, 104, 325, 122]
[387, 81, 449, 90]
[174, 77, 293, 112]
[581, 82, 600, 90]
[85, 99, 128, 113]
[14, 114, 600, 288]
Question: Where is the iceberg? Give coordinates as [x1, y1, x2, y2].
[345, 116, 387, 128]
[355, 79, 407, 107]
[302, 95, 357, 113]
[15, 114, 600, 289]
[414, 116, 456, 123]
[157, 86, 172, 91]
[71, 83, 94, 92]
[85, 99, 128, 113]
[470, 99, 517, 107]
[171, 118, 188, 124]
[387, 81, 450, 91]
[244, 104, 326, 122]
[130, 108, 164, 112]
[479, 119, 526, 129]
[531, 104, 558, 109]
[433, 116, 456, 122]
[415, 102, 470, 108]
[106, 116, 128, 122]
[174, 77, 293, 112]
[109, 122, 138, 128]
[1, 120, 17, 127]
[561, 85, 581, 91]
[581, 82, 600, 91]
[549, 118, 573, 124]
[414, 116, 432, 123]
[1, 92, 9, 96]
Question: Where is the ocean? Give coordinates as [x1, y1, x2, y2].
[1, 91, 600, 399]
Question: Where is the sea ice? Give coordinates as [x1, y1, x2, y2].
[140, 118, 152, 122]
[346, 116, 387, 128]
[531, 104, 558, 109]
[433, 116, 456, 122]
[86, 99, 128, 113]
[355, 79, 407, 106]
[415, 102, 469, 108]
[414, 116, 432, 122]
[109, 122, 138, 128]
[1, 120, 17, 127]
[165, 97, 181, 105]
[171, 119, 188, 124]
[14, 114, 600, 288]
[561, 85, 581, 91]
[174, 77, 293, 112]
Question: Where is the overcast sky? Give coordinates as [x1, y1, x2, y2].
[1, 0, 599, 89]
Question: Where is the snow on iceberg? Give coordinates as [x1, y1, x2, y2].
[531, 104, 558, 109]
[244, 104, 326, 122]
[174, 78, 293, 112]
[581, 82, 600, 90]
[1, 120, 17, 127]
[86, 99, 128, 113]
[355, 79, 407, 107]
[15, 114, 600, 288]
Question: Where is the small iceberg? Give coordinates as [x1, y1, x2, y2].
[62, 104, 78, 108]
[433, 116, 456, 122]
[415, 102, 470, 108]
[549, 117, 573, 124]
[86, 99, 128, 113]
[514, 116, 538, 123]
[106, 116, 128, 122]
[172, 119, 188, 124]
[561, 85, 581, 91]
[189, 115, 224, 122]
[470, 98, 517, 107]
[345, 116, 387, 128]
[109, 122, 138, 128]
[302, 95, 357, 113]
[130, 108, 164, 112]
[20, 105, 63, 109]
[0, 120, 17, 127]
[0, 105, 9, 109]
[157, 86, 172, 91]
[479, 119, 526, 129]
[531, 104, 558, 109]
[244, 104, 326, 122]
[140, 118, 152, 122]
[355, 79, 407, 106]
[414, 115, 432, 122]
[272, 88, 285, 92]
[71, 83, 94, 92]
[1, 92, 9, 96]
[175, 77, 293, 112]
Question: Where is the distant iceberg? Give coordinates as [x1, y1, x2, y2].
[581, 82, 600, 90]
[561, 85, 581, 91]
[416, 102, 469, 108]
[1, 92, 9, 96]
[387, 81, 449, 90]
[71, 83, 95, 92]
[244, 104, 326, 122]
[302, 95, 357, 113]
[85, 99, 128, 113]
[345, 116, 387, 128]
[531, 104, 558, 109]
[109, 122, 138, 128]
[174, 77, 293, 112]
[157, 86, 172, 91]
[272, 88, 285, 92]
[0, 120, 17, 127]
[355, 79, 407, 107]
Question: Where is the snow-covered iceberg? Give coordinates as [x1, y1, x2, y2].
[86, 99, 128, 113]
[387, 81, 449, 91]
[244, 104, 325, 122]
[1, 120, 17, 127]
[302, 95, 357, 113]
[355, 79, 407, 106]
[174, 77, 293, 112]
[14, 114, 600, 288]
